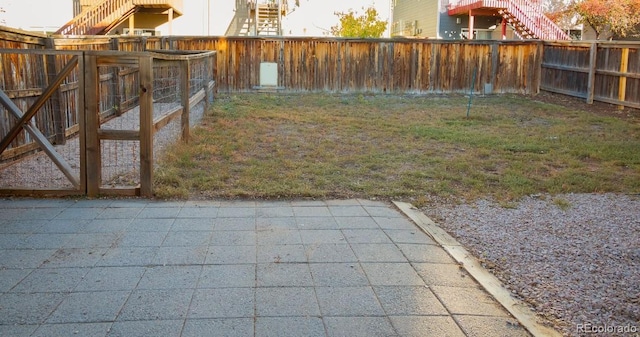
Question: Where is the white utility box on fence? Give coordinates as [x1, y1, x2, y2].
[260, 62, 278, 87]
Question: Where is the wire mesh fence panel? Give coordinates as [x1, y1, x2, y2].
[1, 49, 215, 196]
[100, 139, 140, 188]
[0, 51, 82, 193]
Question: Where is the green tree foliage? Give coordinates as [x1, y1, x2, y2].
[330, 7, 387, 38]
[573, 0, 640, 39]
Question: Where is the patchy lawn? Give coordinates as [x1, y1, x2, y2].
[154, 93, 640, 204]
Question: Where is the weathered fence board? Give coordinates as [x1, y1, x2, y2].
[542, 41, 640, 109]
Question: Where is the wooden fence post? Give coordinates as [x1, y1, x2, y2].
[139, 56, 154, 197]
[44, 38, 66, 145]
[618, 47, 629, 110]
[181, 59, 190, 143]
[77, 52, 87, 195]
[110, 37, 123, 116]
[490, 41, 499, 94]
[84, 53, 101, 197]
[586, 42, 597, 104]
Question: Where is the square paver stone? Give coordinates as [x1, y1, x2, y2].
[108, 320, 184, 337]
[198, 264, 256, 288]
[324, 317, 397, 337]
[137, 265, 201, 289]
[328, 205, 370, 217]
[257, 244, 307, 263]
[74, 266, 145, 291]
[296, 217, 339, 230]
[31, 323, 111, 337]
[430, 285, 511, 317]
[162, 231, 213, 246]
[182, 318, 253, 337]
[397, 243, 456, 263]
[384, 229, 436, 244]
[118, 289, 194, 321]
[315, 286, 385, 316]
[257, 263, 313, 287]
[152, 246, 208, 265]
[389, 316, 466, 337]
[0, 292, 66, 324]
[46, 291, 130, 323]
[374, 286, 448, 315]
[309, 263, 370, 287]
[350, 244, 407, 263]
[255, 287, 320, 317]
[216, 218, 257, 231]
[256, 229, 302, 245]
[373, 217, 417, 230]
[256, 317, 325, 337]
[189, 288, 254, 318]
[216, 207, 256, 218]
[304, 243, 358, 263]
[341, 229, 392, 244]
[300, 230, 346, 244]
[171, 218, 215, 232]
[11, 267, 89, 293]
[176, 207, 219, 218]
[334, 216, 380, 229]
[211, 231, 257, 246]
[360, 263, 425, 286]
[0, 249, 55, 269]
[413, 263, 479, 288]
[96, 247, 157, 266]
[454, 315, 532, 337]
[206, 245, 256, 264]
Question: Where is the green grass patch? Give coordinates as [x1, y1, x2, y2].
[154, 93, 640, 202]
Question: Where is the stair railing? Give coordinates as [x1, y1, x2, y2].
[57, 0, 134, 35]
[448, 0, 569, 40]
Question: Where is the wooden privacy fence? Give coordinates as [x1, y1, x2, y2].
[0, 47, 215, 197]
[12, 33, 543, 95]
[541, 41, 640, 110]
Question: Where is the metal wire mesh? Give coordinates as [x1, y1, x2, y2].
[0, 52, 82, 191]
[1, 50, 215, 195]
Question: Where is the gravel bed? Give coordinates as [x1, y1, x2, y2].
[423, 193, 640, 336]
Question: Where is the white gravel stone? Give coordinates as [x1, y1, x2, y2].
[424, 193, 640, 336]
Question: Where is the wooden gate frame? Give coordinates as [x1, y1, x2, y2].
[0, 49, 86, 196]
[84, 51, 154, 198]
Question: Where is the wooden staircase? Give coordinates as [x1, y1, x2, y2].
[448, 0, 570, 40]
[226, 0, 288, 36]
[56, 0, 182, 36]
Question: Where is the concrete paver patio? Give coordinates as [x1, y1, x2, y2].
[0, 198, 531, 336]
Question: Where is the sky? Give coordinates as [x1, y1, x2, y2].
[0, 0, 391, 36]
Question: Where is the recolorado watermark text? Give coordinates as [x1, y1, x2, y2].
[577, 323, 638, 335]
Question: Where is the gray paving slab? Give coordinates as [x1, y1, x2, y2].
[255, 287, 320, 317]
[31, 323, 111, 337]
[182, 318, 254, 337]
[0, 198, 534, 337]
[256, 317, 325, 337]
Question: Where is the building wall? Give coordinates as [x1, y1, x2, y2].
[394, 0, 518, 40]
[391, 0, 439, 38]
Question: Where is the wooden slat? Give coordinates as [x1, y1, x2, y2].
[153, 106, 183, 133]
[84, 54, 101, 197]
[181, 59, 190, 142]
[618, 48, 629, 110]
[586, 43, 597, 104]
[0, 89, 80, 188]
[0, 56, 79, 154]
[97, 129, 140, 140]
[138, 56, 154, 197]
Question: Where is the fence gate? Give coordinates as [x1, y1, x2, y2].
[1, 48, 215, 197]
[83, 50, 214, 198]
[0, 49, 85, 196]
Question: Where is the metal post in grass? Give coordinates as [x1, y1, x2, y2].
[467, 66, 477, 118]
